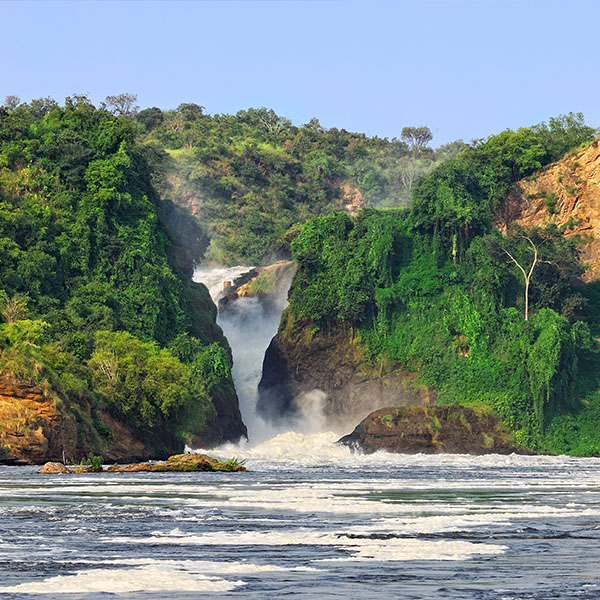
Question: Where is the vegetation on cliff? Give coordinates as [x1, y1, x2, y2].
[0, 97, 243, 459]
[135, 105, 464, 263]
[287, 116, 600, 456]
[0, 95, 472, 267]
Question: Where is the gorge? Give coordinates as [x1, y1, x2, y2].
[1, 100, 600, 463]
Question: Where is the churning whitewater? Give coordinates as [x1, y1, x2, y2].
[194, 264, 328, 442]
[1, 452, 600, 599]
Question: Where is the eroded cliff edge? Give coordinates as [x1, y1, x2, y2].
[495, 137, 600, 279]
[0, 374, 149, 464]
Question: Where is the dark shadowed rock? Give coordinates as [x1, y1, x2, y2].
[258, 317, 436, 431]
[338, 406, 529, 455]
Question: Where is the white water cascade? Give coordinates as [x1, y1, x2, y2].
[194, 265, 303, 445]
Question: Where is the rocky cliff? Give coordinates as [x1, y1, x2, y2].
[257, 315, 436, 432]
[495, 137, 600, 279]
[0, 375, 150, 465]
[0, 368, 246, 465]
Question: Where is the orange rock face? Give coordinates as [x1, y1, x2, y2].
[0, 375, 74, 464]
[340, 182, 365, 216]
[495, 138, 600, 280]
[0, 374, 152, 465]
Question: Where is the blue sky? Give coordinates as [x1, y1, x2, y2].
[2, 0, 599, 146]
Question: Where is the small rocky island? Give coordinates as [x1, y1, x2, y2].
[38, 453, 246, 474]
[338, 406, 528, 455]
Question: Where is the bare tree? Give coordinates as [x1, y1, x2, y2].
[94, 350, 119, 384]
[3, 95, 21, 111]
[399, 156, 418, 197]
[105, 93, 139, 116]
[502, 236, 552, 321]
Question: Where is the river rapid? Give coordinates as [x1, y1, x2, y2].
[1, 267, 599, 598]
[1, 444, 600, 599]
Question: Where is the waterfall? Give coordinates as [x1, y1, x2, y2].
[193, 265, 292, 443]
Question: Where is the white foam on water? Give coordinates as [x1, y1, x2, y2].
[205, 431, 352, 462]
[318, 538, 506, 562]
[0, 566, 243, 594]
[105, 527, 506, 561]
[78, 557, 320, 573]
[194, 430, 600, 474]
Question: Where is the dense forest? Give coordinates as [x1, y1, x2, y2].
[135, 102, 465, 264]
[0, 95, 242, 458]
[1, 93, 599, 458]
[286, 115, 600, 455]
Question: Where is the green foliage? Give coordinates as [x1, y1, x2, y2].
[0, 99, 235, 453]
[411, 114, 597, 258]
[245, 272, 276, 295]
[290, 210, 411, 325]
[89, 330, 215, 438]
[80, 453, 103, 472]
[135, 106, 453, 263]
[286, 112, 597, 453]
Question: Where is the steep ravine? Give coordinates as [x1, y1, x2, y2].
[194, 262, 296, 442]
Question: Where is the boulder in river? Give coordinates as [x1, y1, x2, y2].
[37, 462, 74, 474]
[107, 453, 246, 472]
[37, 453, 246, 474]
[338, 405, 529, 455]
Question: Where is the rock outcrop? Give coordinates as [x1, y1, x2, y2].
[338, 406, 526, 455]
[495, 137, 600, 280]
[257, 316, 436, 432]
[37, 453, 246, 474]
[107, 453, 246, 472]
[0, 374, 151, 465]
[0, 375, 76, 465]
[216, 261, 296, 314]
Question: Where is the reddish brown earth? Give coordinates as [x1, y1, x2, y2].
[0, 374, 150, 465]
[0, 374, 76, 464]
[495, 137, 600, 280]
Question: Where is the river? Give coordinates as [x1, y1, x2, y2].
[1, 445, 599, 598]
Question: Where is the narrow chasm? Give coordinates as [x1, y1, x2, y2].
[194, 262, 296, 442]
